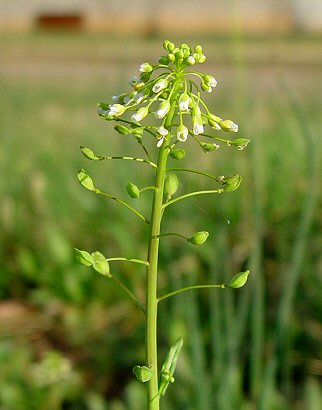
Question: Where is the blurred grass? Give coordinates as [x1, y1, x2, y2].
[0, 33, 321, 409]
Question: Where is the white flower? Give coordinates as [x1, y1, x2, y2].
[177, 125, 189, 142]
[156, 127, 168, 147]
[192, 106, 204, 135]
[219, 120, 238, 132]
[152, 78, 168, 93]
[108, 104, 126, 117]
[193, 117, 204, 135]
[157, 126, 169, 137]
[139, 62, 153, 73]
[179, 93, 190, 111]
[155, 101, 170, 119]
[209, 77, 217, 88]
[131, 106, 149, 122]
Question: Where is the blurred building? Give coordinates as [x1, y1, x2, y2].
[0, 0, 322, 33]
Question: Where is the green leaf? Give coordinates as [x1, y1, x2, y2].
[228, 270, 250, 288]
[74, 248, 93, 266]
[91, 251, 111, 277]
[159, 338, 183, 396]
[132, 365, 152, 383]
[77, 169, 96, 191]
[80, 146, 100, 161]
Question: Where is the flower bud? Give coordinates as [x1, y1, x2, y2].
[204, 75, 217, 88]
[155, 100, 170, 119]
[91, 251, 111, 277]
[228, 270, 250, 288]
[77, 169, 96, 192]
[177, 124, 189, 142]
[139, 62, 153, 73]
[127, 182, 140, 198]
[159, 56, 169, 65]
[114, 124, 130, 135]
[201, 81, 212, 93]
[168, 53, 175, 62]
[188, 231, 209, 245]
[195, 45, 203, 54]
[163, 40, 170, 50]
[131, 106, 149, 123]
[170, 148, 186, 160]
[75, 248, 93, 266]
[175, 50, 184, 60]
[201, 142, 219, 152]
[193, 53, 200, 62]
[152, 78, 168, 93]
[187, 56, 196, 65]
[229, 138, 250, 150]
[208, 114, 222, 129]
[164, 173, 178, 197]
[223, 175, 242, 192]
[219, 120, 238, 132]
[131, 127, 143, 137]
[107, 104, 126, 117]
[179, 93, 190, 111]
[167, 42, 175, 52]
[198, 54, 206, 63]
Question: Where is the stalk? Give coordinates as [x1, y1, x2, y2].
[145, 83, 180, 409]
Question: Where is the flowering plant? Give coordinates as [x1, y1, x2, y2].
[76, 40, 250, 409]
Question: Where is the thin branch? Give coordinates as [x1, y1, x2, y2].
[162, 189, 224, 209]
[100, 155, 157, 168]
[167, 167, 220, 181]
[111, 276, 145, 313]
[158, 283, 226, 302]
[96, 189, 149, 224]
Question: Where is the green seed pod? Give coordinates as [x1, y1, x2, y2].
[170, 148, 186, 160]
[77, 169, 96, 192]
[164, 173, 179, 197]
[114, 124, 130, 135]
[188, 231, 209, 245]
[75, 248, 93, 266]
[91, 251, 111, 277]
[127, 182, 140, 198]
[228, 270, 250, 288]
[80, 146, 100, 161]
[132, 365, 152, 383]
[223, 175, 242, 192]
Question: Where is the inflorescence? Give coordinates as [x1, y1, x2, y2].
[97, 40, 250, 153]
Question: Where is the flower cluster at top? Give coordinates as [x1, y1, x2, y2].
[98, 40, 249, 152]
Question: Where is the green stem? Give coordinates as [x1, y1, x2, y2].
[167, 167, 220, 181]
[106, 257, 149, 266]
[158, 283, 226, 303]
[145, 79, 180, 409]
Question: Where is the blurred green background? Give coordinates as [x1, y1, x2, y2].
[0, 2, 322, 409]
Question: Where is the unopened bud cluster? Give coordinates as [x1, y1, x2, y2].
[98, 41, 248, 153]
